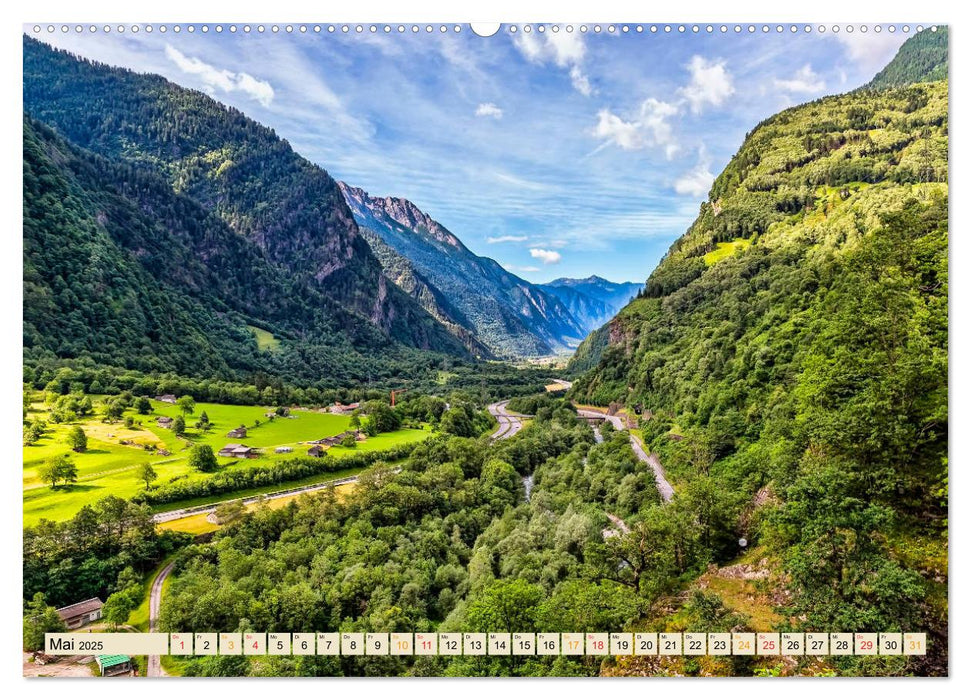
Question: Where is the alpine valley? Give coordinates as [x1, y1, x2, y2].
[21, 27, 948, 679]
[23, 36, 640, 375]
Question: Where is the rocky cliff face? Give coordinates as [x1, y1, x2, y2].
[340, 182, 588, 358]
[345, 187, 465, 250]
[359, 227, 495, 358]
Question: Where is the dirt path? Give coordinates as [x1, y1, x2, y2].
[606, 512, 631, 534]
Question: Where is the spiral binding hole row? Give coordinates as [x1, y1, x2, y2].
[29, 23, 938, 36]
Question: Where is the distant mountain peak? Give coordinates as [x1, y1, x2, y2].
[340, 182, 587, 357]
[538, 276, 644, 335]
[548, 275, 639, 289]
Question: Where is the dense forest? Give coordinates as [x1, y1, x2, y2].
[156, 404, 691, 677]
[866, 27, 948, 89]
[22, 358, 555, 409]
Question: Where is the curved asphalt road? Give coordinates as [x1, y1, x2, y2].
[147, 560, 175, 677]
[576, 407, 674, 503]
[488, 401, 531, 441]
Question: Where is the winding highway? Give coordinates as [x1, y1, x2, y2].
[576, 407, 674, 503]
[488, 401, 531, 441]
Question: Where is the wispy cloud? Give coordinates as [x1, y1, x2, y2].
[164, 44, 274, 106]
[834, 31, 908, 74]
[774, 64, 825, 94]
[475, 102, 504, 119]
[514, 29, 594, 96]
[505, 264, 541, 273]
[569, 65, 593, 96]
[678, 56, 735, 114]
[35, 28, 900, 283]
[530, 248, 562, 265]
[492, 171, 552, 192]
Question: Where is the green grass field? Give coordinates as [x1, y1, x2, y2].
[23, 396, 432, 526]
[703, 238, 752, 265]
[247, 324, 281, 351]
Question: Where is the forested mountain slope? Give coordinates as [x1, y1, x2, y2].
[358, 226, 495, 358]
[22, 36, 466, 363]
[23, 117, 463, 385]
[867, 26, 948, 89]
[340, 182, 587, 357]
[572, 38, 947, 666]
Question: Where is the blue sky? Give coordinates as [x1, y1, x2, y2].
[32, 24, 908, 283]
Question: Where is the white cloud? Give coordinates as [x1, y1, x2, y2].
[774, 64, 825, 94]
[834, 32, 908, 74]
[506, 264, 541, 273]
[674, 150, 715, 199]
[592, 57, 737, 157]
[530, 248, 562, 265]
[593, 98, 679, 155]
[487, 235, 528, 244]
[475, 102, 504, 119]
[593, 110, 644, 150]
[514, 31, 546, 63]
[678, 56, 734, 114]
[514, 30, 593, 96]
[164, 45, 274, 106]
[569, 66, 593, 96]
[545, 30, 587, 67]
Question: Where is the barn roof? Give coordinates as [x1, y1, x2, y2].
[97, 654, 131, 667]
[55, 597, 103, 620]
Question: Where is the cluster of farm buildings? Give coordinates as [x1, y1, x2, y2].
[151, 397, 368, 459]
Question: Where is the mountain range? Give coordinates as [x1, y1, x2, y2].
[22, 36, 639, 380]
[539, 276, 642, 334]
[340, 183, 640, 358]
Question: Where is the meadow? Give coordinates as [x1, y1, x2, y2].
[23, 396, 431, 526]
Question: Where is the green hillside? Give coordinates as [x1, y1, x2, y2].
[867, 26, 948, 89]
[358, 226, 495, 359]
[572, 69, 948, 668]
[23, 117, 463, 386]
